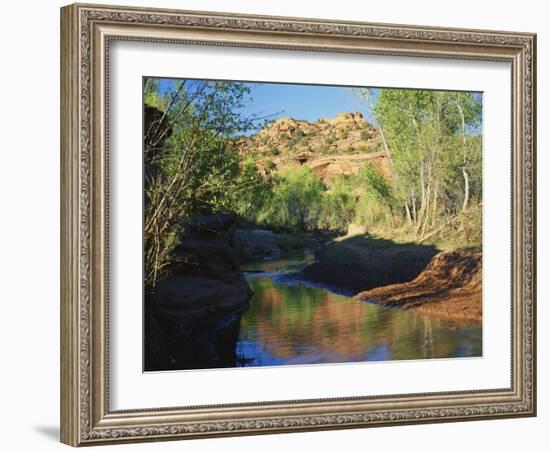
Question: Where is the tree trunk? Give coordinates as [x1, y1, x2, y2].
[458, 103, 467, 146]
[461, 167, 470, 212]
[419, 183, 431, 238]
[359, 89, 394, 168]
[405, 202, 412, 226]
[415, 160, 430, 233]
[457, 102, 470, 213]
[378, 125, 394, 167]
[411, 191, 417, 225]
[431, 184, 439, 227]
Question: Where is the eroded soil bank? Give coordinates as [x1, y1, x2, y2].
[354, 249, 482, 322]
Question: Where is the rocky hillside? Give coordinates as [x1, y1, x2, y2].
[236, 112, 392, 183]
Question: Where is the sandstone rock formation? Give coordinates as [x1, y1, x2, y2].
[235, 112, 391, 184]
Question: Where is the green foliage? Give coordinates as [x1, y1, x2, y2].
[460, 203, 482, 245]
[143, 79, 166, 110]
[360, 163, 392, 204]
[319, 143, 332, 154]
[264, 159, 277, 171]
[252, 166, 394, 235]
[287, 133, 305, 150]
[367, 88, 483, 241]
[353, 163, 394, 227]
[143, 77, 484, 289]
[257, 166, 324, 231]
[318, 178, 356, 232]
[231, 157, 274, 223]
[143, 78, 269, 288]
[325, 132, 336, 145]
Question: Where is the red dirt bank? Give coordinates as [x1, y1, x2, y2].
[354, 249, 482, 322]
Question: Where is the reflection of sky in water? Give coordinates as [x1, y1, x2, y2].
[364, 344, 391, 361]
[236, 254, 482, 368]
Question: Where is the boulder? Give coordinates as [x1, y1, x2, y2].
[183, 214, 236, 238]
[156, 275, 252, 315]
[154, 235, 252, 315]
[145, 234, 252, 371]
[172, 238, 241, 282]
[329, 111, 365, 127]
[233, 228, 280, 262]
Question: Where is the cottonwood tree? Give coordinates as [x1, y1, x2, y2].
[365, 88, 482, 241]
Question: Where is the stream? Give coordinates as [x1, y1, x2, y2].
[235, 249, 482, 367]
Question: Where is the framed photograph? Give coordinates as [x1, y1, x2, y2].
[60, 3, 536, 446]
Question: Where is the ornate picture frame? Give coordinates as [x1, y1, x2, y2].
[60, 3, 536, 446]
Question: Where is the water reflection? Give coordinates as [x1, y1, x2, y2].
[236, 254, 482, 367]
[145, 251, 482, 371]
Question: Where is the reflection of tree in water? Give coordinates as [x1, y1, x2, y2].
[422, 315, 434, 359]
[146, 267, 482, 370]
[240, 275, 481, 364]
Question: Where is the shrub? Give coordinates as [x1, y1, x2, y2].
[319, 143, 331, 154]
[257, 166, 324, 231]
[360, 129, 372, 140]
[319, 184, 356, 232]
[288, 134, 304, 150]
[354, 163, 394, 227]
[264, 159, 277, 171]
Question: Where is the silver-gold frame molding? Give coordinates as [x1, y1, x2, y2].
[60, 3, 537, 446]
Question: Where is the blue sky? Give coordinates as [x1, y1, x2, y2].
[157, 78, 375, 125]
[155, 78, 481, 134]
[238, 82, 364, 123]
